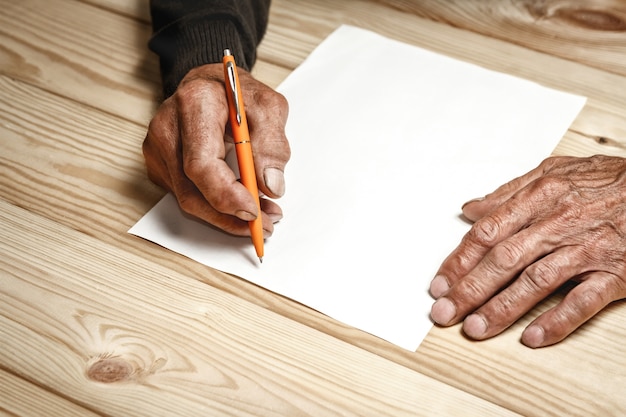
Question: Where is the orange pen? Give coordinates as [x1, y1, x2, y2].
[223, 49, 264, 263]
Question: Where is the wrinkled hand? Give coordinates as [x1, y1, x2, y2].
[143, 64, 290, 236]
[430, 155, 626, 348]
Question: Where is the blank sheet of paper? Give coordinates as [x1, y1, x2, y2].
[129, 25, 586, 351]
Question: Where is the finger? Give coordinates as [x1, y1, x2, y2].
[176, 181, 276, 237]
[431, 219, 551, 326]
[431, 193, 537, 298]
[461, 247, 585, 340]
[521, 271, 621, 348]
[240, 73, 291, 199]
[172, 176, 249, 235]
[462, 157, 563, 222]
[176, 80, 259, 220]
[260, 198, 283, 224]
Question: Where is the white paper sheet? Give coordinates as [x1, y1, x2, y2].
[130, 25, 586, 351]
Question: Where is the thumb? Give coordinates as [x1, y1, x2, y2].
[239, 75, 291, 199]
[462, 158, 553, 221]
[254, 129, 290, 198]
[262, 166, 287, 198]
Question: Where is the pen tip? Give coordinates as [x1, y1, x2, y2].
[259, 257, 263, 264]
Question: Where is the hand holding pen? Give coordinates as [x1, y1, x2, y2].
[142, 59, 291, 248]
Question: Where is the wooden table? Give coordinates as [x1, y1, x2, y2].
[2, 1, 625, 415]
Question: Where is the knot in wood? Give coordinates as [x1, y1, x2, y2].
[87, 358, 133, 383]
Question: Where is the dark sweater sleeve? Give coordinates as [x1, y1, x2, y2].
[149, 0, 271, 98]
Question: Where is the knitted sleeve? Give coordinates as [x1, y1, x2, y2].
[149, 0, 271, 98]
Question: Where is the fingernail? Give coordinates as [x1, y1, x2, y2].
[431, 297, 456, 325]
[235, 210, 256, 221]
[430, 275, 450, 298]
[463, 314, 487, 338]
[461, 196, 484, 209]
[264, 167, 285, 197]
[522, 325, 545, 348]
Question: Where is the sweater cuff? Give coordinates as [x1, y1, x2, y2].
[149, 17, 249, 99]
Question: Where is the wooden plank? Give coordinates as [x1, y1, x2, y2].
[0, 369, 103, 417]
[0, 75, 156, 230]
[417, 298, 626, 417]
[374, 0, 626, 77]
[0, 200, 521, 417]
[264, 0, 626, 84]
[0, 0, 160, 125]
[555, 104, 626, 156]
[264, 0, 626, 80]
[79, 0, 151, 23]
[2, 1, 626, 415]
[2, 6, 626, 413]
[3, 0, 625, 153]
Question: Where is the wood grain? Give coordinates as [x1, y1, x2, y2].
[261, 0, 626, 156]
[0, 200, 520, 417]
[2, 0, 626, 415]
[81, 0, 151, 23]
[418, 299, 626, 416]
[0, 0, 159, 125]
[374, 0, 626, 77]
[0, 370, 102, 416]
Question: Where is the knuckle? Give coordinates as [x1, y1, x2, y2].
[467, 216, 502, 248]
[253, 88, 290, 122]
[487, 239, 525, 272]
[454, 280, 487, 309]
[556, 280, 611, 328]
[531, 175, 567, 196]
[522, 261, 559, 292]
[182, 156, 207, 181]
[258, 88, 288, 109]
[490, 294, 521, 323]
[266, 136, 292, 164]
[485, 240, 523, 274]
[559, 298, 593, 326]
[577, 279, 612, 308]
[175, 78, 198, 100]
[177, 78, 227, 110]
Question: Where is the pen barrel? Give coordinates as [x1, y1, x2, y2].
[234, 136, 264, 258]
[223, 53, 264, 259]
[233, 135, 259, 198]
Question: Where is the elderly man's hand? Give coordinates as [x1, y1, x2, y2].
[143, 63, 291, 237]
[430, 155, 626, 347]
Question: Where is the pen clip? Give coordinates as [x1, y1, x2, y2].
[225, 61, 242, 126]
